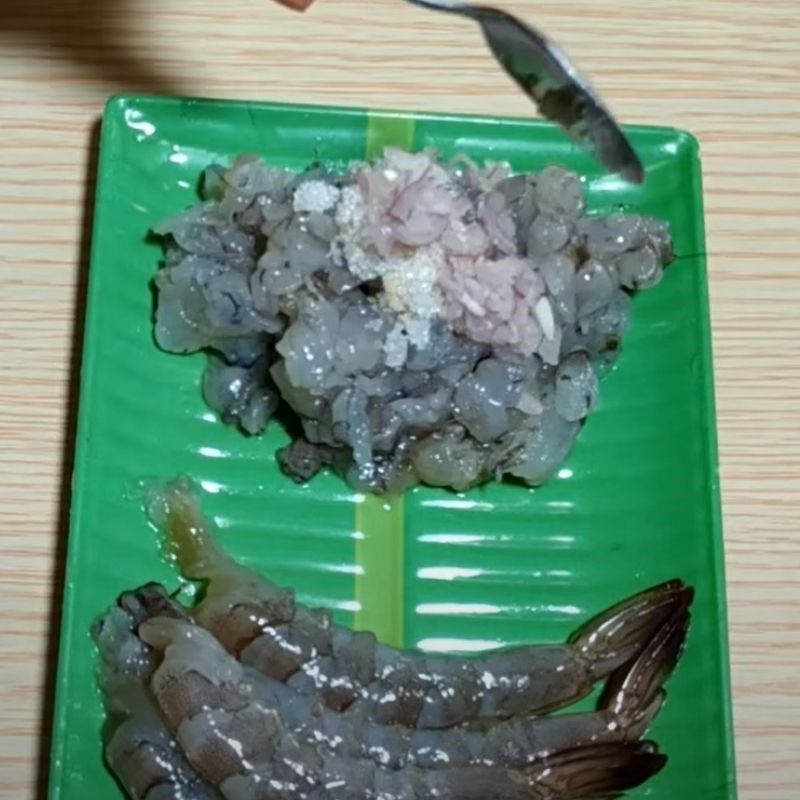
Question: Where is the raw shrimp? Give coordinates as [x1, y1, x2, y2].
[103, 688, 222, 800]
[148, 478, 694, 727]
[140, 617, 666, 799]
[124, 584, 686, 771]
[216, 743, 664, 800]
[93, 585, 222, 800]
[154, 152, 675, 494]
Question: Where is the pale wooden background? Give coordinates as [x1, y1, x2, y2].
[0, 0, 798, 797]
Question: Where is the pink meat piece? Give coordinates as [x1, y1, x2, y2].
[356, 149, 473, 257]
[438, 254, 547, 356]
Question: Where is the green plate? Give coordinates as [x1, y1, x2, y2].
[48, 95, 736, 799]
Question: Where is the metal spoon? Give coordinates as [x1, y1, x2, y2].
[405, 0, 644, 183]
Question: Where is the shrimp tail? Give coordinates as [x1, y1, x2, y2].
[93, 583, 187, 684]
[534, 741, 667, 798]
[117, 582, 192, 627]
[421, 742, 664, 799]
[569, 579, 694, 680]
[599, 600, 691, 730]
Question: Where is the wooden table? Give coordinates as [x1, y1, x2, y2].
[0, 0, 798, 797]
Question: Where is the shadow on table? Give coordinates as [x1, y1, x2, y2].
[35, 117, 102, 800]
[0, 0, 182, 94]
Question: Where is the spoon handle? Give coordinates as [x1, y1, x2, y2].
[405, 0, 644, 183]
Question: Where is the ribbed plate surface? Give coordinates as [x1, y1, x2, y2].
[48, 96, 736, 800]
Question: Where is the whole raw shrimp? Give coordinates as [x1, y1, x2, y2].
[140, 616, 666, 800]
[93, 584, 222, 800]
[111, 582, 686, 773]
[147, 477, 693, 727]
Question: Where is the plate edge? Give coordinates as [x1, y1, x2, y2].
[46, 98, 127, 800]
[102, 92, 701, 144]
[45, 95, 734, 800]
[688, 146, 739, 798]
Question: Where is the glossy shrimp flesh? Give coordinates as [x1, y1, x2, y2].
[148, 477, 694, 727]
[140, 616, 666, 799]
[93, 585, 222, 800]
[116, 582, 686, 773]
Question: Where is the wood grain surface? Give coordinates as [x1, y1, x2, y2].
[0, 1, 797, 797]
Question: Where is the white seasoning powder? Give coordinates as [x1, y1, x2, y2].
[381, 245, 444, 322]
[333, 184, 445, 366]
[334, 186, 383, 281]
[293, 180, 340, 214]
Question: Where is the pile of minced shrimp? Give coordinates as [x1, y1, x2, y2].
[153, 148, 674, 493]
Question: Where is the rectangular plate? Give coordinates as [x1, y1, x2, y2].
[48, 95, 736, 799]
